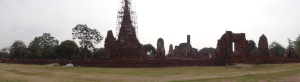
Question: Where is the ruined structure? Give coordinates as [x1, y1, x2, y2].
[215, 31, 249, 65]
[257, 34, 269, 56]
[284, 46, 298, 58]
[156, 38, 166, 59]
[108, 0, 147, 60]
[99, 30, 116, 59]
[172, 35, 199, 59]
[4, 0, 300, 67]
[186, 35, 192, 57]
[167, 44, 175, 58]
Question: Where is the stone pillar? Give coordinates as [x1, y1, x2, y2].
[187, 35, 190, 44]
[186, 35, 192, 57]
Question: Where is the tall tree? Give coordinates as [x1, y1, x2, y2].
[35, 33, 59, 59]
[142, 44, 156, 57]
[269, 41, 285, 57]
[9, 40, 27, 59]
[27, 38, 43, 59]
[294, 34, 300, 56]
[199, 47, 215, 54]
[92, 48, 105, 59]
[1, 47, 9, 58]
[78, 47, 92, 59]
[55, 40, 80, 60]
[72, 24, 103, 60]
[248, 40, 258, 56]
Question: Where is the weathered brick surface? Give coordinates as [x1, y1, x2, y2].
[99, 30, 116, 59]
[3, 56, 300, 67]
[2, 58, 218, 67]
[156, 38, 166, 59]
[108, 0, 147, 60]
[215, 31, 250, 65]
[257, 34, 269, 56]
[167, 44, 175, 58]
[284, 47, 298, 58]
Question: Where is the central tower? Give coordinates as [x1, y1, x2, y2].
[109, 0, 147, 60]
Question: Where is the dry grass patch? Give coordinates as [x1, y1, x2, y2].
[1, 63, 300, 82]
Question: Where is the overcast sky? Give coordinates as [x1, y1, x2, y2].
[1, 0, 300, 53]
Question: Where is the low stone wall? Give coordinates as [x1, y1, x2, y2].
[2, 56, 300, 67]
[1, 58, 217, 67]
[247, 56, 300, 64]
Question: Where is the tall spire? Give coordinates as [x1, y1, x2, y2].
[109, 0, 147, 60]
[122, 0, 132, 25]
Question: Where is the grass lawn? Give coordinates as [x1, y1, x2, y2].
[1, 63, 300, 82]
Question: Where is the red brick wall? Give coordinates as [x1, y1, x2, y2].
[3, 56, 300, 67]
[1, 58, 218, 67]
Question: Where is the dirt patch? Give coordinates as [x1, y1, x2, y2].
[235, 63, 253, 68]
[279, 72, 300, 82]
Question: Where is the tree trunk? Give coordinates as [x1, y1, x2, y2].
[84, 46, 87, 60]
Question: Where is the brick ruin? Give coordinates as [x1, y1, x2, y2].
[4, 30, 300, 67]
[257, 34, 269, 56]
[3, 0, 300, 67]
[215, 31, 250, 65]
[284, 46, 299, 58]
[156, 38, 166, 59]
[98, 30, 116, 59]
[169, 35, 200, 59]
[166, 44, 175, 58]
[108, 0, 147, 60]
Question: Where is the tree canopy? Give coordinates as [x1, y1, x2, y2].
[55, 40, 80, 60]
[294, 34, 300, 56]
[199, 47, 215, 54]
[248, 40, 258, 55]
[27, 38, 42, 59]
[142, 44, 156, 57]
[1, 47, 9, 59]
[9, 40, 27, 59]
[72, 24, 103, 60]
[92, 48, 105, 59]
[269, 41, 285, 57]
[34, 33, 59, 59]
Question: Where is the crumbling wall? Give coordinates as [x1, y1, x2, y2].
[2, 59, 218, 67]
[215, 31, 250, 65]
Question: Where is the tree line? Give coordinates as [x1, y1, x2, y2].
[1, 25, 300, 59]
[0, 24, 104, 60]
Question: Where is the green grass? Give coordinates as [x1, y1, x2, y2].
[1, 63, 300, 82]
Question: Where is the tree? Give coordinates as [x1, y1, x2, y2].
[0, 52, 3, 59]
[34, 33, 59, 59]
[27, 38, 42, 59]
[9, 40, 27, 59]
[1, 47, 10, 58]
[142, 44, 156, 57]
[199, 47, 215, 54]
[92, 48, 104, 59]
[72, 24, 103, 60]
[248, 40, 258, 56]
[78, 47, 92, 60]
[269, 41, 285, 57]
[294, 34, 300, 56]
[56, 40, 80, 60]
